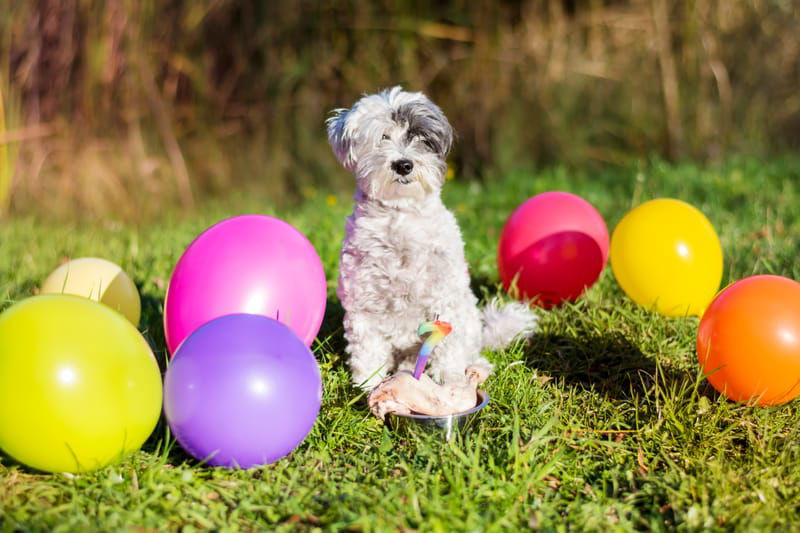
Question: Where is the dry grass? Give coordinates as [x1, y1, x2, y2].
[1, 0, 798, 220]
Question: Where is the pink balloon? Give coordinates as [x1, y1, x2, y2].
[498, 191, 609, 308]
[164, 215, 327, 354]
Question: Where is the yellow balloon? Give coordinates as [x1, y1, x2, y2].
[0, 295, 162, 473]
[610, 198, 723, 317]
[41, 257, 141, 326]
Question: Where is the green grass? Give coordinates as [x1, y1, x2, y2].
[2, 157, 800, 531]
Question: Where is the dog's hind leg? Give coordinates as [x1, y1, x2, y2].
[424, 326, 489, 385]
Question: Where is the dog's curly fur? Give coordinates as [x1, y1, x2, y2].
[327, 87, 537, 390]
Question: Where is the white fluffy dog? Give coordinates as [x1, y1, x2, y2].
[327, 86, 537, 389]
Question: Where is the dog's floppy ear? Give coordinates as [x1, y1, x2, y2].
[425, 101, 455, 158]
[327, 108, 357, 171]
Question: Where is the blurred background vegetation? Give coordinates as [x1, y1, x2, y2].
[0, 0, 797, 220]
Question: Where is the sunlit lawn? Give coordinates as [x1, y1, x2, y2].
[1, 157, 800, 531]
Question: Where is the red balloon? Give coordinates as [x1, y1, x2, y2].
[498, 192, 609, 307]
[697, 275, 800, 406]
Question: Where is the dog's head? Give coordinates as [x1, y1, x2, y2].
[327, 87, 454, 205]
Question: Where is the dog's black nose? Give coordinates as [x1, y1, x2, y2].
[391, 159, 414, 176]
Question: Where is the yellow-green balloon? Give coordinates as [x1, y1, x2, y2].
[41, 257, 141, 326]
[0, 295, 162, 473]
[610, 198, 723, 317]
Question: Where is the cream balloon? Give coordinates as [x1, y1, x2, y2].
[41, 257, 141, 326]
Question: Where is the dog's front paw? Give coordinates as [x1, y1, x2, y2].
[465, 364, 491, 386]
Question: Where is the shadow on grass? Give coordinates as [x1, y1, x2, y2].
[316, 296, 346, 358]
[139, 291, 169, 369]
[134, 288, 175, 459]
[315, 295, 376, 408]
[466, 273, 699, 405]
[0, 451, 28, 472]
[521, 331, 693, 404]
[470, 274, 504, 302]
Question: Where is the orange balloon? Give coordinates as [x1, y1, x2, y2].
[697, 275, 800, 406]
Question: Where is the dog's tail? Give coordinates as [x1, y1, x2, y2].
[480, 298, 539, 351]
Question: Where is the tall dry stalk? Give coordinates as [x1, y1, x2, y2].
[0, 21, 21, 217]
[652, 0, 685, 159]
[0, 85, 12, 215]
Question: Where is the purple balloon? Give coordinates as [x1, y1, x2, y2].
[164, 215, 327, 354]
[163, 314, 322, 468]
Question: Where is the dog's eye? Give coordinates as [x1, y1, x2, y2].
[423, 138, 437, 151]
[381, 134, 390, 141]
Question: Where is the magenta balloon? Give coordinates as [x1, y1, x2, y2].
[164, 215, 327, 354]
[498, 192, 609, 307]
[164, 314, 322, 468]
